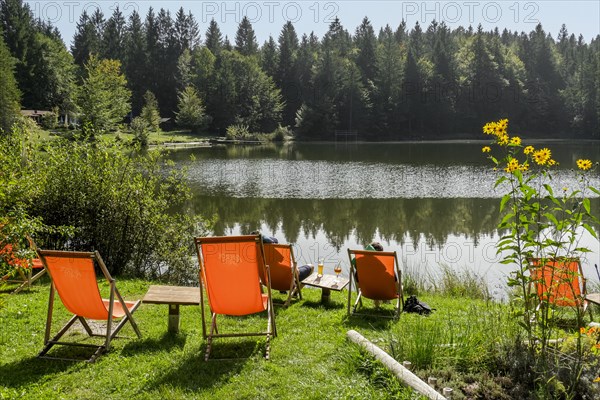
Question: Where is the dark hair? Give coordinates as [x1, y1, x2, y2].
[370, 242, 384, 251]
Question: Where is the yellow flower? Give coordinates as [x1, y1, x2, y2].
[581, 327, 587, 334]
[482, 146, 491, 153]
[505, 158, 519, 173]
[497, 134, 509, 146]
[510, 136, 521, 146]
[524, 146, 534, 155]
[547, 159, 557, 167]
[533, 148, 551, 165]
[576, 159, 592, 171]
[519, 162, 529, 172]
[483, 122, 496, 135]
[595, 377, 600, 383]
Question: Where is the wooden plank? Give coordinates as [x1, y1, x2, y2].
[301, 273, 349, 291]
[143, 285, 200, 305]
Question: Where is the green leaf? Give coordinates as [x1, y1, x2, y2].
[543, 213, 559, 227]
[589, 186, 600, 196]
[582, 223, 598, 239]
[583, 198, 591, 214]
[499, 194, 511, 212]
[543, 184, 553, 196]
[494, 176, 507, 188]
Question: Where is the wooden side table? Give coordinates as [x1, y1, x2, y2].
[301, 273, 349, 303]
[143, 285, 200, 333]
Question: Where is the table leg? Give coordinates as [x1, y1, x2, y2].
[321, 288, 331, 303]
[168, 304, 180, 333]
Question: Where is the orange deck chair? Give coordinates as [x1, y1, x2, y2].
[261, 243, 303, 306]
[528, 257, 594, 320]
[1, 238, 46, 294]
[347, 249, 404, 319]
[37, 250, 142, 362]
[194, 235, 277, 361]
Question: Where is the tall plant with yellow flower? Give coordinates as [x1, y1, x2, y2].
[482, 118, 599, 397]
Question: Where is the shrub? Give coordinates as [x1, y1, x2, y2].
[225, 124, 252, 140]
[29, 136, 205, 282]
[130, 116, 150, 148]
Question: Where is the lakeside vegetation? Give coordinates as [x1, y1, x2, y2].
[3, 276, 597, 399]
[1, 0, 599, 141]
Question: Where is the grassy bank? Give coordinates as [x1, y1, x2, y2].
[0, 276, 527, 400]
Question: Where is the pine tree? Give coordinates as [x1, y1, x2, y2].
[355, 17, 377, 83]
[261, 36, 278, 79]
[204, 18, 222, 55]
[71, 11, 100, 66]
[124, 10, 146, 115]
[174, 7, 199, 53]
[175, 85, 210, 131]
[140, 90, 161, 131]
[277, 21, 300, 126]
[234, 16, 258, 56]
[102, 7, 126, 61]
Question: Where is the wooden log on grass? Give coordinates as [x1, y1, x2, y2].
[347, 330, 447, 400]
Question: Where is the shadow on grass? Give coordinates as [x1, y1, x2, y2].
[342, 309, 400, 331]
[121, 332, 187, 356]
[0, 355, 79, 388]
[148, 340, 260, 391]
[300, 299, 345, 310]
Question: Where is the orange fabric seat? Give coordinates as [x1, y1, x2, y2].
[37, 250, 142, 362]
[528, 257, 595, 321]
[347, 249, 404, 319]
[261, 243, 303, 306]
[195, 235, 277, 360]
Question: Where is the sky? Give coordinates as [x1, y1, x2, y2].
[26, 0, 600, 47]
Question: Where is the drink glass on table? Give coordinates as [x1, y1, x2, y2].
[334, 263, 342, 282]
[317, 258, 324, 277]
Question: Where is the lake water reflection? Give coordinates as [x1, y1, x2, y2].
[169, 141, 600, 297]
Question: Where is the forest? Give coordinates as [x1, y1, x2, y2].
[1, 0, 599, 140]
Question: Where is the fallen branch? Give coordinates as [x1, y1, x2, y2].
[347, 329, 447, 400]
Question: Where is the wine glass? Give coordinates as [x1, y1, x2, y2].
[334, 263, 342, 282]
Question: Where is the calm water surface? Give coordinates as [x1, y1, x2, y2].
[169, 141, 600, 297]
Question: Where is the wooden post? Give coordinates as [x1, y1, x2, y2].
[347, 330, 447, 400]
[168, 304, 180, 333]
[443, 387, 453, 399]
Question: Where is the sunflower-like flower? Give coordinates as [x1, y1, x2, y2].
[532, 148, 552, 165]
[519, 162, 529, 172]
[505, 157, 520, 173]
[547, 159, 558, 167]
[497, 134, 509, 146]
[482, 146, 491, 153]
[483, 122, 496, 135]
[576, 159, 593, 171]
[510, 136, 521, 146]
[523, 146, 534, 155]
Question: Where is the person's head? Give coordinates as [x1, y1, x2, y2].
[370, 242, 383, 251]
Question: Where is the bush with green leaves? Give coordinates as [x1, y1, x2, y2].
[31, 137, 204, 281]
[0, 124, 203, 283]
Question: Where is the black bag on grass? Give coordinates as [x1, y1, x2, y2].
[403, 295, 433, 315]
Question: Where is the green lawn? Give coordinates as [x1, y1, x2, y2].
[1, 278, 519, 399]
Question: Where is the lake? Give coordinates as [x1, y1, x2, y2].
[169, 141, 600, 298]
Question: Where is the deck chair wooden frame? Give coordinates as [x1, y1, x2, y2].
[262, 243, 302, 307]
[194, 235, 277, 361]
[37, 250, 142, 362]
[528, 257, 593, 321]
[347, 249, 404, 319]
[1, 237, 46, 294]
